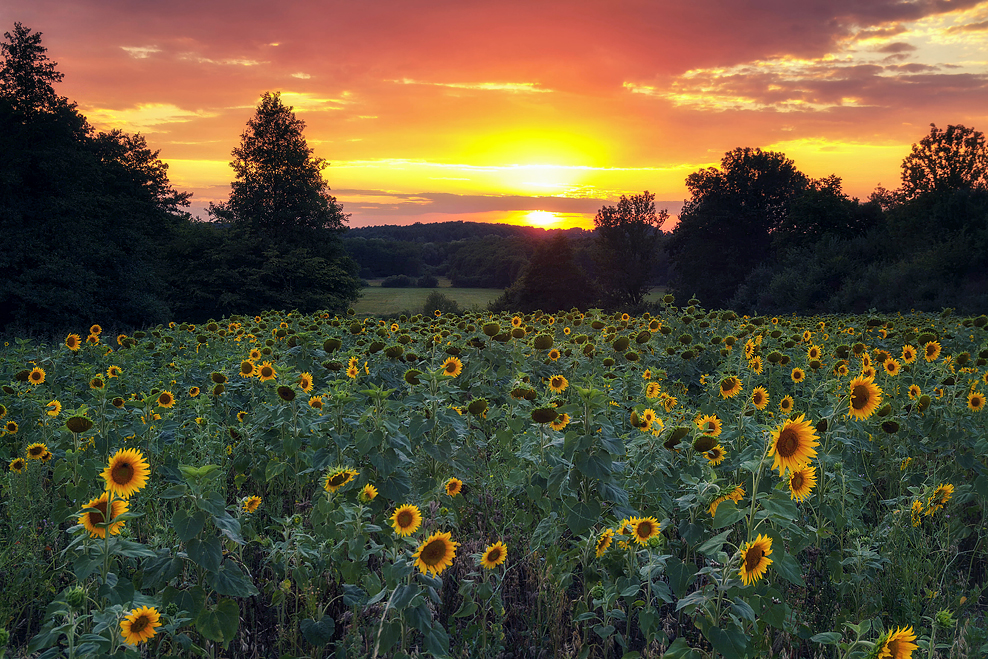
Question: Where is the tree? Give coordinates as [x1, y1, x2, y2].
[0, 22, 64, 114]
[900, 123, 988, 200]
[210, 91, 348, 239]
[773, 175, 882, 250]
[666, 148, 809, 307]
[592, 191, 668, 308]
[492, 234, 596, 312]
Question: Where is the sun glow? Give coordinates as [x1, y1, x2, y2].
[524, 210, 559, 226]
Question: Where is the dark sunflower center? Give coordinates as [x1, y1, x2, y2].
[552, 377, 563, 388]
[744, 546, 764, 572]
[421, 540, 446, 565]
[445, 363, 456, 373]
[777, 428, 799, 457]
[241, 363, 252, 374]
[396, 510, 413, 527]
[851, 385, 870, 410]
[328, 473, 346, 487]
[28, 445, 43, 456]
[791, 473, 804, 490]
[705, 422, 716, 432]
[754, 393, 764, 404]
[91, 501, 108, 524]
[261, 367, 272, 377]
[130, 616, 149, 633]
[112, 461, 135, 485]
[638, 522, 654, 537]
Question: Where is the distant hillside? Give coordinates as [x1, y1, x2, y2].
[344, 220, 588, 243]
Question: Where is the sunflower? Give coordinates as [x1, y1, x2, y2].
[911, 500, 923, 527]
[696, 414, 722, 437]
[324, 468, 358, 493]
[157, 390, 175, 409]
[239, 360, 255, 378]
[5, 420, 18, 434]
[926, 483, 954, 515]
[28, 367, 45, 384]
[862, 366, 877, 379]
[257, 361, 277, 382]
[9, 457, 26, 473]
[877, 625, 918, 659]
[901, 345, 917, 364]
[107, 365, 122, 379]
[629, 516, 660, 545]
[0, 404, 5, 419]
[548, 348, 561, 361]
[86, 334, 99, 345]
[662, 395, 677, 412]
[26, 442, 48, 460]
[968, 390, 985, 412]
[706, 445, 727, 466]
[788, 465, 816, 502]
[90, 324, 102, 336]
[738, 534, 773, 586]
[346, 365, 359, 379]
[441, 357, 463, 378]
[550, 413, 570, 431]
[548, 374, 569, 393]
[768, 414, 819, 475]
[511, 316, 523, 327]
[46, 400, 61, 417]
[445, 477, 463, 496]
[188, 386, 200, 398]
[101, 448, 150, 498]
[751, 387, 769, 410]
[883, 358, 901, 376]
[640, 408, 657, 428]
[79, 492, 129, 538]
[480, 541, 508, 569]
[359, 484, 378, 502]
[848, 375, 883, 421]
[413, 531, 459, 576]
[298, 372, 314, 392]
[120, 605, 161, 645]
[807, 345, 822, 360]
[907, 384, 921, 400]
[924, 341, 942, 362]
[65, 334, 81, 351]
[791, 367, 805, 383]
[89, 376, 105, 390]
[595, 529, 614, 557]
[390, 504, 423, 536]
[719, 376, 742, 399]
[249, 348, 262, 361]
[40, 449, 52, 462]
[645, 382, 661, 399]
[242, 495, 262, 513]
[750, 356, 764, 374]
[308, 395, 324, 410]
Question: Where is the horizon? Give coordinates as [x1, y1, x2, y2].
[3, 1, 987, 230]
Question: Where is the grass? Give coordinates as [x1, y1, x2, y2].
[353, 279, 502, 316]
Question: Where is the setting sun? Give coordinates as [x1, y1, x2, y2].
[523, 210, 559, 226]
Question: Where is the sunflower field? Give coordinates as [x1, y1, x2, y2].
[1, 301, 988, 659]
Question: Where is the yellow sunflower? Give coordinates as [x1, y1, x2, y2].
[719, 376, 742, 399]
[696, 414, 722, 437]
[89, 375, 106, 390]
[751, 387, 769, 410]
[120, 605, 161, 645]
[390, 504, 422, 536]
[346, 365, 359, 379]
[46, 400, 61, 417]
[107, 365, 122, 378]
[791, 367, 805, 383]
[298, 372, 314, 393]
[445, 477, 463, 496]
[901, 345, 917, 364]
[101, 448, 151, 498]
[359, 484, 378, 502]
[738, 534, 773, 586]
[788, 465, 816, 502]
[923, 341, 942, 362]
[79, 492, 129, 538]
[848, 375, 883, 421]
[308, 395, 324, 410]
[883, 358, 901, 376]
[908, 384, 922, 400]
[28, 367, 45, 384]
[65, 333, 81, 351]
[188, 386, 200, 398]
[324, 468, 358, 493]
[630, 516, 661, 545]
[706, 445, 727, 466]
[550, 413, 570, 431]
[249, 348, 262, 361]
[413, 531, 459, 576]
[877, 626, 918, 659]
[807, 345, 822, 360]
[645, 382, 661, 399]
[258, 361, 277, 382]
[26, 442, 48, 460]
[926, 483, 954, 515]
[242, 495, 262, 513]
[157, 390, 175, 409]
[548, 374, 569, 393]
[548, 348, 561, 361]
[480, 541, 508, 569]
[239, 360, 255, 378]
[5, 420, 18, 434]
[441, 357, 463, 378]
[768, 414, 819, 475]
[9, 457, 26, 473]
[968, 390, 985, 412]
[595, 529, 614, 557]
[749, 356, 764, 374]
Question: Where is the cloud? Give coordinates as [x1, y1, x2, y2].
[945, 19, 988, 34]
[875, 42, 918, 53]
[120, 46, 161, 59]
[83, 103, 218, 133]
[393, 79, 552, 93]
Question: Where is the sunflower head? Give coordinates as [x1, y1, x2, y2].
[242, 495, 262, 513]
[9, 457, 26, 473]
[445, 477, 463, 496]
[630, 516, 661, 545]
[876, 626, 918, 659]
[768, 413, 819, 475]
[849, 375, 883, 421]
[788, 465, 817, 502]
[595, 529, 614, 557]
[26, 442, 48, 459]
[157, 391, 175, 409]
[968, 391, 985, 412]
[79, 492, 129, 538]
[359, 484, 378, 502]
[413, 531, 459, 576]
[258, 362, 277, 382]
[28, 367, 45, 384]
[480, 541, 508, 569]
[120, 605, 161, 645]
[751, 387, 769, 410]
[390, 504, 423, 536]
[441, 357, 463, 378]
[101, 448, 151, 498]
[65, 334, 81, 351]
[719, 376, 742, 399]
[738, 534, 773, 586]
[791, 367, 805, 383]
[324, 468, 358, 493]
[548, 374, 569, 393]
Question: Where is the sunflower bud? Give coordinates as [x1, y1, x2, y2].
[210, 372, 228, 384]
[533, 334, 554, 350]
[918, 395, 931, 412]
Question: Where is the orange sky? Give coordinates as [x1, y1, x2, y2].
[4, 0, 988, 229]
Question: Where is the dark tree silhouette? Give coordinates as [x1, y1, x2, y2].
[0, 22, 64, 114]
[900, 123, 988, 201]
[593, 191, 667, 308]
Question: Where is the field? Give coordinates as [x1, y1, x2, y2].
[353, 280, 502, 316]
[2, 303, 987, 658]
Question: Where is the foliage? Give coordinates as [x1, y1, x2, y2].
[491, 234, 597, 312]
[593, 191, 668, 308]
[0, 22, 64, 114]
[900, 123, 988, 201]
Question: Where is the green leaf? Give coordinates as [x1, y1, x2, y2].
[811, 632, 843, 645]
[300, 617, 335, 647]
[704, 624, 748, 659]
[697, 530, 732, 556]
[660, 637, 703, 659]
[772, 551, 805, 586]
[265, 460, 287, 482]
[666, 557, 697, 599]
[712, 501, 744, 529]
[452, 599, 478, 619]
[391, 584, 419, 610]
[196, 598, 239, 645]
[187, 535, 222, 573]
[172, 508, 207, 543]
[211, 560, 259, 597]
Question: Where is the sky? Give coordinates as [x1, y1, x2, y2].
[3, 0, 988, 230]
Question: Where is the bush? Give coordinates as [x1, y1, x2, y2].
[381, 274, 415, 288]
[422, 291, 461, 316]
[417, 274, 438, 288]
